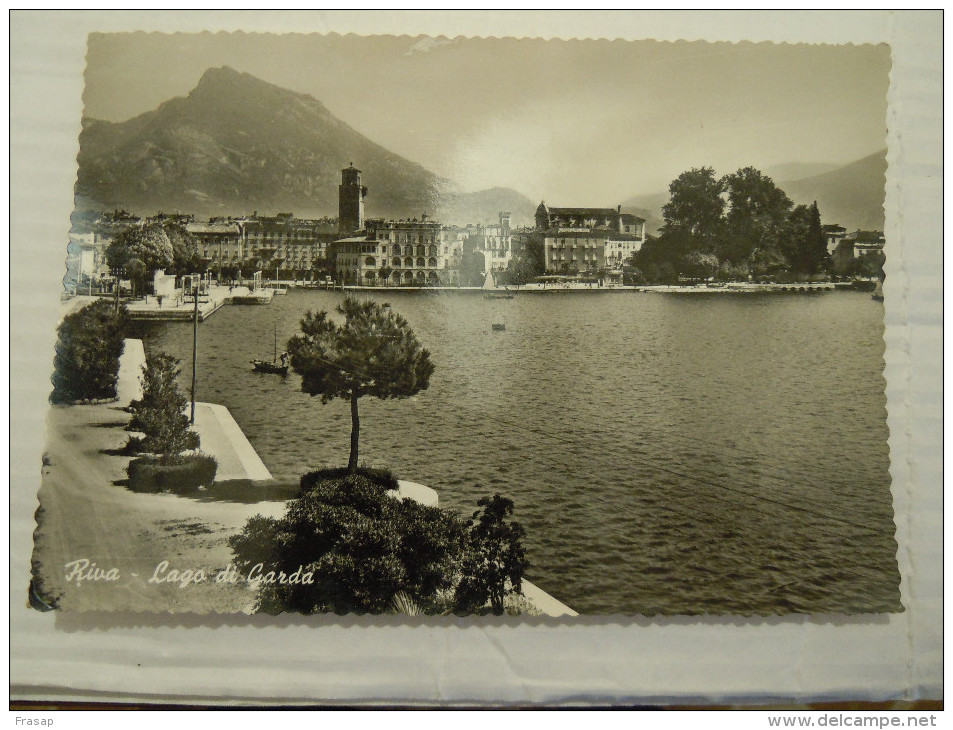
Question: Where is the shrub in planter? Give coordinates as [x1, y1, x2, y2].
[299, 465, 399, 494]
[127, 453, 218, 494]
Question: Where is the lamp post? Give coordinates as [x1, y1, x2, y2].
[190, 278, 199, 424]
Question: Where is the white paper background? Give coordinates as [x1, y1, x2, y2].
[8, 10, 943, 705]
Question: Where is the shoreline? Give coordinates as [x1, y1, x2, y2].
[60, 280, 865, 324]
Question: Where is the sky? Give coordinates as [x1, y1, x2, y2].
[83, 33, 890, 205]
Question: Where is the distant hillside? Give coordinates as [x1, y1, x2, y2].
[765, 161, 839, 182]
[620, 192, 668, 235]
[624, 150, 887, 235]
[436, 187, 536, 227]
[75, 66, 532, 226]
[780, 149, 886, 231]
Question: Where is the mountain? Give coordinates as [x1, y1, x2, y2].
[619, 192, 668, 235]
[75, 66, 534, 225]
[765, 161, 839, 182]
[623, 150, 887, 235]
[437, 187, 536, 227]
[780, 149, 886, 232]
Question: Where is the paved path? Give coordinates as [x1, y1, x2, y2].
[190, 403, 272, 481]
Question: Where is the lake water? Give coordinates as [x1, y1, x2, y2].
[132, 289, 901, 615]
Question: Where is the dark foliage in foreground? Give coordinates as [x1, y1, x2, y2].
[455, 495, 529, 614]
[299, 465, 399, 494]
[50, 300, 128, 403]
[229, 472, 529, 615]
[229, 473, 466, 614]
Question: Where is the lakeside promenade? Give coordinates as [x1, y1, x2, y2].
[59, 280, 849, 326]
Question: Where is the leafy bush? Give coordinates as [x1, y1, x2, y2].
[229, 473, 466, 614]
[127, 353, 200, 455]
[50, 300, 128, 403]
[299, 465, 399, 494]
[127, 453, 218, 494]
[230, 472, 532, 616]
[453, 495, 529, 615]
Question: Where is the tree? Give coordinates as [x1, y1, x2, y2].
[50, 299, 128, 403]
[454, 495, 528, 614]
[506, 232, 545, 285]
[680, 251, 720, 281]
[124, 257, 147, 298]
[127, 353, 200, 455]
[164, 222, 203, 275]
[105, 223, 174, 291]
[459, 249, 487, 286]
[287, 298, 435, 473]
[378, 265, 394, 284]
[721, 167, 793, 262]
[632, 230, 688, 280]
[228, 473, 467, 614]
[749, 246, 791, 281]
[661, 166, 725, 245]
[798, 202, 831, 277]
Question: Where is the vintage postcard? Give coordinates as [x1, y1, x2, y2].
[11, 10, 942, 705]
[32, 29, 900, 619]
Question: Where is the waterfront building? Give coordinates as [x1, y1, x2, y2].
[237, 213, 338, 275]
[187, 220, 244, 270]
[830, 230, 886, 273]
[475, 212, 513, 272]
[823, 224, 848, 257]
[846, 230, 886, 258]
[536, 202, 645, 276]
[189, 213, 339, 277]
[335, 218, 445, 286]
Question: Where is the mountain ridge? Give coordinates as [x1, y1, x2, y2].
[75, 66, 535, 225]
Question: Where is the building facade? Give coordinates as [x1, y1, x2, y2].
[823, 224, 847, 257]
[477, 212, 513, 272]
[336, 218, 446, 286]
[239, 213, 338, 274]
[187, 220, 244, 270]
[536, 203, 645, 275]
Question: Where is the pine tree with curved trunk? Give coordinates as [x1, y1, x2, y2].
[287, 297, 435, 473]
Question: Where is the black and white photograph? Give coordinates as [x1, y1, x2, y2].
[28, 29, 903, 619]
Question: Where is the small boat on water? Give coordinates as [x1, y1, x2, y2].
[482, 271, 514, 299]
[252, 325, 289, 375]
[491, 323, 506, 331]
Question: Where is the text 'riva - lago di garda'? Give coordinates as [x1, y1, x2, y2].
[63, 559, 315, 589]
